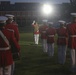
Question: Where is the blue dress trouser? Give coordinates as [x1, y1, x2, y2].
[47, 43, 54, 57]
[58, 45, 67, 64]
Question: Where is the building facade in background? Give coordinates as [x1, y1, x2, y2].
[0, 1, 71, 32]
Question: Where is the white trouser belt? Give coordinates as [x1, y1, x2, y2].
[48, 35, 54, 37]
[58, 36, 66, 38]
[0, 47, 10, 50]
[70, 35, 76, 37]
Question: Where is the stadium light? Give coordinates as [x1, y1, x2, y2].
[42, 4, 53, 15]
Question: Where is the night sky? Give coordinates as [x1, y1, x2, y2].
[0, 0, 70, 4]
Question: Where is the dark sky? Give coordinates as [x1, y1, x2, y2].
[0, 0, 70, 4]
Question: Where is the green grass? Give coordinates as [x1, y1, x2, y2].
[14, 32, 75, 75]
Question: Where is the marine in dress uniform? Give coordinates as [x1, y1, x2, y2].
[32, 21, 39, 45]
[5, 14, 19, 42]
[57, 20, 68, 64]
[67, 13, 76, 73]
[0, 16, 20, 75]
[5, 14, 20, 75]
[39, 20, 48, 53]
[46, 22, 56, 57]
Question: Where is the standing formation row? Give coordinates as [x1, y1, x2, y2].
[32, 13, 76, 73]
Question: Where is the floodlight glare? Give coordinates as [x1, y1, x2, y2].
[42, 4, 53, 15]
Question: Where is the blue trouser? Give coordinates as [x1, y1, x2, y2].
[58, 45, 67, 64]
[47, 43, 54, 57]
[42, 39, 48, 53]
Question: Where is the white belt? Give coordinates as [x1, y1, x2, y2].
[70, 35, 76, 37]
[48, 35, 54, 37]
[42, 31, 46, 33]
[0, 47, 10, 50]
[58, 36, 66, 38]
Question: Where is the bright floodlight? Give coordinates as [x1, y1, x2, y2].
[42, 4, 53, 15]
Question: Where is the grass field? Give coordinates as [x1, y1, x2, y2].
[14, 32, 75, 75]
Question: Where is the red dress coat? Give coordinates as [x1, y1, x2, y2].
[57, 27, 68, 45]
[67, 23, 76, 49]
[46, 27, 56, 43]
[0, 28, 20, 67]
[5, 22, 20, 42]
[39, 25, 48, 39]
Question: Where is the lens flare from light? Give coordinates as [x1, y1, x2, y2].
[42, 4, 53, 15]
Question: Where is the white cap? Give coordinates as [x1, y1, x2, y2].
[5, 14, 14, 19]
[0, 16, 8, 23]
[48, 22, 53, 25]
[42, 20, 48, 22]
[58, 20, 65, 24]
[71, 13, 76, 17]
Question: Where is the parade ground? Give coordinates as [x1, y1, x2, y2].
[14, 32, 75, 75]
